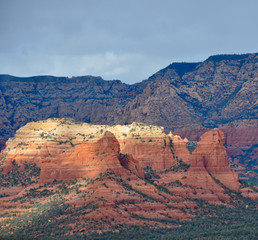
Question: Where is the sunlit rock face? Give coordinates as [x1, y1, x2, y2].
[190, 129, 240, 192]
[0, 119, 173, 181]
[39, 131, 141, 183]
[0, 118, 240, 192]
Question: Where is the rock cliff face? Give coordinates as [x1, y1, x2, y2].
[40, 131, 145, 183]
[0, 53, 257, 178]
[119, 136, 176, 171]
[169, 134, 191, 164]
[1, 118, 241, 193]
[174, 119, 258, 180]
[1, 119, 175, 181]
[190, 129, 240, 192]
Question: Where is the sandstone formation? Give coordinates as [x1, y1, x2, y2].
[174, 119, 258, 180]
[0, 118, 241, 193]
[169, 133, 191, 164]
[40, 131, 142, 183]
[0, 119, 174, 182]
[189, 129, 240, 192]
[118, 153, 145, 178]
[119, 136, 176, 171]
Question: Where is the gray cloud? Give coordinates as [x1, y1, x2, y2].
[0, 0, 258, 83]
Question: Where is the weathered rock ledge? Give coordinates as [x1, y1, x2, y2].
[0, 118, 241, 193]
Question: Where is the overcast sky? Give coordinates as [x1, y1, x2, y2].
[0, 0, 258, 84]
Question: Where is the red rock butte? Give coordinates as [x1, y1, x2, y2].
[0, 118, 240, 192]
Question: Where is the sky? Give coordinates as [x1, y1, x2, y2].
[0, 0, 258, 84]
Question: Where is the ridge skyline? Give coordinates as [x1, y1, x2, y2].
[1, 52, 257, 84]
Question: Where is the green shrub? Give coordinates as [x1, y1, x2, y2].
[0, 161, 40, 187]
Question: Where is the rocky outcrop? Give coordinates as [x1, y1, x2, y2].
[0, 119, 176, 182]
[40, 131, 138, 183]
[169, 133, 191, 164]
[190, 129, 240, 192]
[174, 119, 258, 180]
[0, 118, 241, 193]
[119, 136, 176, 171]
[160, 129, 241, 196]
[118, 153, 145, 178]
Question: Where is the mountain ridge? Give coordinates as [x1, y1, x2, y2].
[0, 52, 257, 180]
[1, 52, 255, 83]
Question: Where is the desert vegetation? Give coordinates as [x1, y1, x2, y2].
[0, 161, 40, 187]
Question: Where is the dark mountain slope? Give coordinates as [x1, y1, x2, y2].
[0, 75, 146, 146]
[122, 53, 257, 128]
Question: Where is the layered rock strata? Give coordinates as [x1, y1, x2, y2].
[188, 129, 240, 192]
[0, 118, 241, 194]
[40, 131, 145, 183]
[1, 119, 174, 182]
